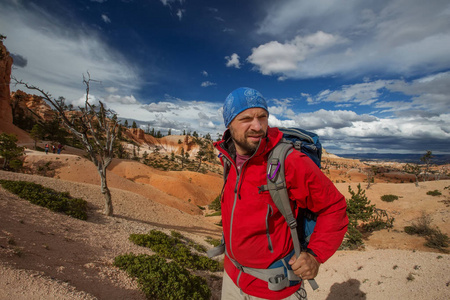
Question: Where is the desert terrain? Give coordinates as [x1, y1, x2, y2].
[1, 137, 449, 300]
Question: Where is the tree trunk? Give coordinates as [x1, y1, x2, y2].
[197, 158, 202, 172]
[414, 176, 419, 187]
[98, 164, 113, 216]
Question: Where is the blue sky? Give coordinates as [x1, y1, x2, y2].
[1, 0, 449, 154]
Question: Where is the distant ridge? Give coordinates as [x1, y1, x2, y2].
[338, 153, 450, 165]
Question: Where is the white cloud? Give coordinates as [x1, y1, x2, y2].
[251, 0, 450, 79]
[201, 70, 208, 77]
[104, 94, 138, 105]
[1, 2, 141, 102]
[201, 81, 216, 87]
[305, 72, 450, 116]
[105, 87, 119, 93]
[314, 80, 390, 105]
[142, 102, 174, 113]
[103, 97, 224, 135]
[176, 9, 185, 21]
[101, 14, 111, 23]
[248, 31, 346, 77]
[269, 108, 450, 154]
[225, 53, 241, 69]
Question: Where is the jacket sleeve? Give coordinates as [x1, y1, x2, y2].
[285, 152, 348, 263]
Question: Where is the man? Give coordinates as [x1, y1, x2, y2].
[214, 87, 348, 300]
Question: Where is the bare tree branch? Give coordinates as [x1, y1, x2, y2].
[13, 75, 119, 216]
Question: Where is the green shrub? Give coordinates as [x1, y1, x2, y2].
[341, 184, 374, 249]
[205, 237, 221, 247]
[114, 253, 211, 300]
[427, 190, 442, 196]
[341, 225, 363, 250]
[381, 194, 399, 202]
[129, 230, 221, 272]
[208, 195, 221, 212]
[0, 180, 87, 220]
[205, 211, 221, 217]
[341, 185, 395, 249]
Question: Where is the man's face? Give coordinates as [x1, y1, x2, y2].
[228, 107, 268, 155]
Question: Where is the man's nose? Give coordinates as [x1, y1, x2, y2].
[250, 118, 263, 131]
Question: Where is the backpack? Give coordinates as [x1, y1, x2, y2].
[208, 127, 322, 291]
[262, 127, 321, 290]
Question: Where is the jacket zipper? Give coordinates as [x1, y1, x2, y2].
[219, 138, 265, 289]
[266, 204, 274, 252]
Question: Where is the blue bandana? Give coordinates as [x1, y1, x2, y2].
[223, 87, 268, 127]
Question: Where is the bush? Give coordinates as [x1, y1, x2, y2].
[205, 237, 221, 247]
[205, 211, 221, 217]
[114, 253, 211, 300]
[208, 195, 221, 212]
[427, 190, 442, 196]
[0, 133, 25, 171]
[129, 230, 221, 272]
[425, 229, 449, 252]
[341, 184, 374, 249]
[381, 194, 399, 202]
[0, 180, 88, 220]
[404, 214, 435, 236]
[341, 185, 395, 249]
[404, 213, 449, 253]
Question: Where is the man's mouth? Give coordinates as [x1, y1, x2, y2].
[247, 134, 262, 142]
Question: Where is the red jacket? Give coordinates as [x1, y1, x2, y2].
[214, 127, 348, 299]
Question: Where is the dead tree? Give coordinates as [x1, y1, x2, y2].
[14, 74, 119, 216]
[403, 163, 421, 187]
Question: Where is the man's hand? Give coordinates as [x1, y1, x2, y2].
[288, 252, 320, 280]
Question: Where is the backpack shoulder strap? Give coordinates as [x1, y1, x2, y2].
[263, 140, 319, 290]
[265, 141, 301, 255]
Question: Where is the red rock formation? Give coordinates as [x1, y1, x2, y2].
[0, 40, 13, 124]
[11, 89, 55, 122]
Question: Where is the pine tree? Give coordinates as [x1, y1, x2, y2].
[0, 133, 25, 170]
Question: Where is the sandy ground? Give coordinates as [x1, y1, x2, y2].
[1, 149, 449, 300]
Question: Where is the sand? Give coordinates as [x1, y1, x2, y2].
[1, 148, 449, 300]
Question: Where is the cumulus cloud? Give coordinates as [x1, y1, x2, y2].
[225, 53, 241, 68]
[303, 72, 450, 116]
[269, 107, 450, 154]
[251, 0, 450, 79]
[104, 97, 224, 136]
[248, 31, 345, 76]
[201, 70, 208, 77]
[201, 81, 216, 87]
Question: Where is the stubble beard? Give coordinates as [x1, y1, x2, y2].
[230, 127, 266, 155]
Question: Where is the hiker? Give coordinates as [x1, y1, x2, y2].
[52, 145, 56, 154]
[44, 143, 49, 154]
[57, 144, 63, 154]
[214, 87, 348, 300]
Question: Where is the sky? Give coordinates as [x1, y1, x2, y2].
[1, 0, 450, 154]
